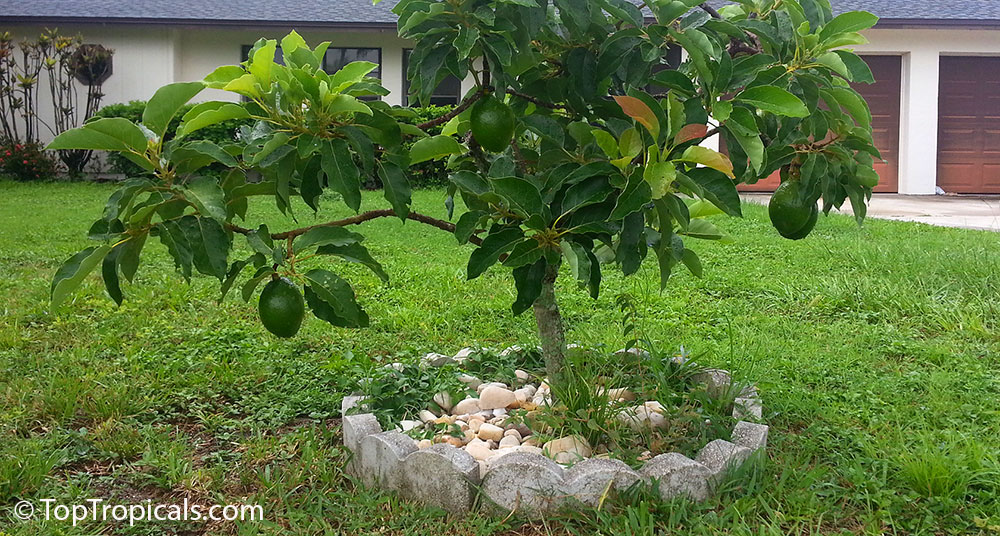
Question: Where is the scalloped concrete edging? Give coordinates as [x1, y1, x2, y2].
[341, 349, 768, 515]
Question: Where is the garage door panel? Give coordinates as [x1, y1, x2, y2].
[736, 55, 900, 193]
[939, 164, 979, 190]
[938, 56, 1000, 193]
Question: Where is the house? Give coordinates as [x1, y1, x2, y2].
[2, 1, 1000, 194]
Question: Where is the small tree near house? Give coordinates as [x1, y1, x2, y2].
[46, 0, 881, 391]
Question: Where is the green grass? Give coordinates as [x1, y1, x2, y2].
[1, 179, 999, 535]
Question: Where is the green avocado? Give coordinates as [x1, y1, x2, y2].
[769, 180, 818, 240]
[258, 277, 305, 338]
[470, 94, 515, 152]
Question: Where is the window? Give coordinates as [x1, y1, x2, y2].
[402, 49, 462, 106]
[324, 48, 381, 79]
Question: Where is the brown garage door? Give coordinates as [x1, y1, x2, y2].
[737, 55, 901, 193]
[938, 57, 1000, 193]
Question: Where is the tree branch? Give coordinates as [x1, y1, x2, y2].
[228, 210, 484, 245]
[416, 89, 485, 130]
[699, 2, 722, 19]
[700, 3, 722, 19]
[508, 89, 561, 110]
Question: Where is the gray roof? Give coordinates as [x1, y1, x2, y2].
[0, 0, 997, 27]
[0, 0, 402, 26]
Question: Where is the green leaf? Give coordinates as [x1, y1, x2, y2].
[143, 82, 205, 139]
[680, 248, 703, 277]
[326, 94, 373, 116]
[241, 267, 274, 302]
[823, 87, 871, 129]
[378, 161, 412, 220]
[177, 215, 231, 281]
[819, 11, 879, 43]
[610, 170, 653, 220]
[280, 30, 309, 62]
[182, 176, 228, 221]
[467, 227, 524, 279]
[176, 140, 239, 169]
[249, 40, 278, 85]
[561, 175, 614, 215]
[592, 129, 619, 158]
[101, 245, 124, 306]
[560, 240, 592, 286]
[304, 269, 370, 328]
[46, 118, 148, 155]
[735, 86, 809, 118]
[316, 242, 389, 283]
[51, 245, 112, 308]
[118, 233, 146, 283]
[814, 51, 850, 79]
[329, 61, 380, 93]
[685, 168, 742, 217]
[203, 65, 245, 89]
[220, 254, 260, 303]
[644, 161, 676, 199]
[491, 177, 546, 220]
[176, 102, 250, 139]
[511, 259, 546, 316]
[832, 50, 875, 84]
[450, 170, 491, 196]
[616, 211, 644, 275]
[679, 218, 728, 240]
[454, 211, 485, 245]
[246, 225, 274, 256]
[502, 239, 544, 268]
[321, 139, 362, 212]
[294, 226, 364, 253]
[409, 135, 465, 164]
[157, 221, 193, 280]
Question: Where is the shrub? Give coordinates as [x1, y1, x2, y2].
[93, 100, 250, 177]
[0, 141, 59, 181]
[360, 104, 456, 190]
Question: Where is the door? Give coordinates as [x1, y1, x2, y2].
[937, 56, 1000, 193]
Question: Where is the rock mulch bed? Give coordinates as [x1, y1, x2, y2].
[341, 347, 768, 515]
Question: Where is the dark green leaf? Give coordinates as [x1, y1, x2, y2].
[177, 215, 231, 281]
[182, 176, 228, 221]
[467, 227, 524, 279]
[322, 139, 363, 213]
[294, 226, 364, 253]
[316, 242, 389, 283]
[304, 269, 370, 328]
[511, 259, 546, 316]
[491, 177, 547, 220]
[378, 160, 412, 220]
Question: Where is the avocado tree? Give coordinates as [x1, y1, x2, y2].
[47, 0, 881, 389]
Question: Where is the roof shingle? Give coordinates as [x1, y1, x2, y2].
[0, 0, 997, 26]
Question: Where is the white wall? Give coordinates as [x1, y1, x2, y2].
[857, 27, 1000, 194]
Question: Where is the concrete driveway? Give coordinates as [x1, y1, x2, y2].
[742, 193, 1000, 232]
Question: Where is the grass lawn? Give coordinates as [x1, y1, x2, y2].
[1, 179, 998, 535]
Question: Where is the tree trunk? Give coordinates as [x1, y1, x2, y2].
[533, 262, 566, 388]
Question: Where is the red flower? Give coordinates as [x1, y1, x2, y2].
[22, 160, 28, 164]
